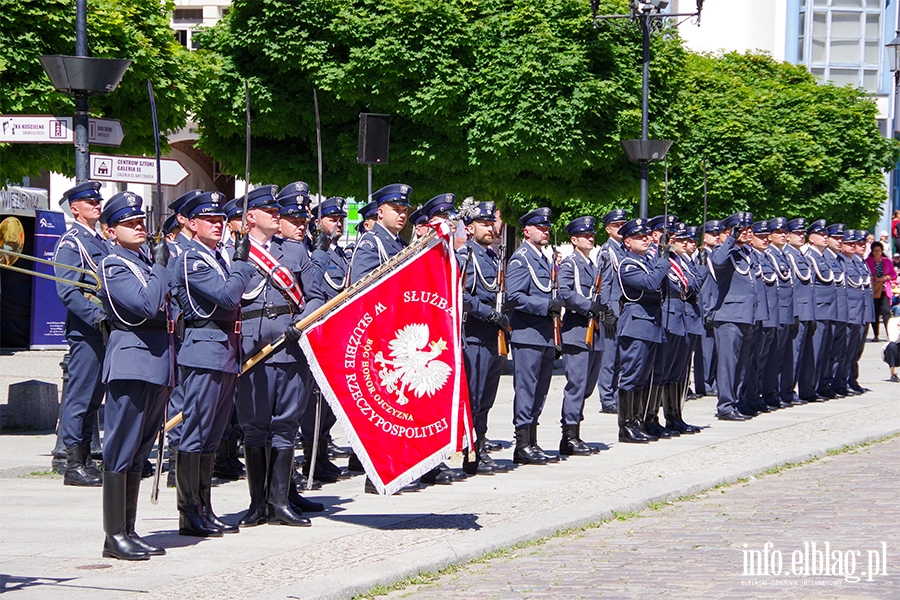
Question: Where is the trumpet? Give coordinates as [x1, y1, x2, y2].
[0, 216, 102, 292]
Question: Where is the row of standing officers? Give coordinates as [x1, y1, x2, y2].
[51, 179, 875, 561]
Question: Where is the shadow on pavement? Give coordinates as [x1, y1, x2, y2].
[0, 573, 144, 594]
[326, 512, 481, 531]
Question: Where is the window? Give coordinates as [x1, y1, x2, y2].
[798, 0, 883, 92]
[173, 9, 203, 24]
[173, 29, 200, 51]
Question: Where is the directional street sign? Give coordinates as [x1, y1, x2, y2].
[0, 115, 72, 143]
[1, 115, 125, 146]
[87, 118, 125, 146]
[90, 154, 190, 186]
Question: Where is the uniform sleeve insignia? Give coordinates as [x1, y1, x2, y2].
[192, 260, 205, 272]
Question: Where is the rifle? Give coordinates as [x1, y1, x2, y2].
[240, 81, 251, 232]
[307, 87, 324, 491]
[551, 237, 562, 353]
[147, 80, 165, 505]
[496, 223, 509, 356]
[585, 265, 602, 347]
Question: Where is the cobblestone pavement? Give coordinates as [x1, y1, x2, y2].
[378, 438, 900, 600]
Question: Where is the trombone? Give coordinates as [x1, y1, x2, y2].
[0, 216, 102, 292]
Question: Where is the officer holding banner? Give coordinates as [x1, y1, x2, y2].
[234, 185, 325, 526]
[349, 183, 439, 492]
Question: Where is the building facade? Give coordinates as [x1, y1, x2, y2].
[677, 0, 900, 231]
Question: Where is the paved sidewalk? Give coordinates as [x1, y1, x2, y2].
[1, 342, 899, 600]
[378, 437, 900, 599]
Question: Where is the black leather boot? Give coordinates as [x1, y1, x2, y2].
[213, 440, 242, 481]
[102, 471, 149, 560]
[347, 451, 365, 474]
[228, 439, 246, 476]
[166, 445, 177, 488]
[327, 438, 351, 459]
[666, 383, 700, 434]
[420, 466, 453, 485]
[64, 445, 102, 487]
[240, 445, 269, 527]
[484, 439, 503, 452]
[479, 433, 509, 472]
[463, 433, 496, 475]
[364, 477, 423, 494]
[643, 386, 672, 439]
[267, 448, 311, 526]
[618, 390, 649, 443]
[200, 453, 238, 533]
[513, 426, 548, 465]
[125, 471, 165, 555]
[81, 442, 103, 479]
[559, 424, 591, 456]
[288, 481, 325, 513]
[437, 462, 467, 481]
[302, 441, 349, 484]
[177, 452, 223, 537]
[632, 387, 659, 442]
[530, 424, 559, 463]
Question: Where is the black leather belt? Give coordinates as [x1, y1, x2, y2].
[242, 304, 292, 320]
[185, 319, 241, 334]
[110, 320, 174, 333]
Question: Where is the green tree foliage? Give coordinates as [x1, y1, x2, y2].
[0, 0, 208, 183]
[195, 0, 686, 224]
[664, 52, 899, 229]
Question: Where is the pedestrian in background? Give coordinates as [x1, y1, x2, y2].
[866, 242, 897, 342]
[892, 210, 900, 256]
[883, 315, 900, 383]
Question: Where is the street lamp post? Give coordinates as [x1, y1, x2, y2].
[40, 0, 130, 470]
[593, 1, 704, 218]
[38, 0, 130, 182]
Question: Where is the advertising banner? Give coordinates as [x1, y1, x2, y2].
[30, 210, 68, 348]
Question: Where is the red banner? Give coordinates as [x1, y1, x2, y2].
[300, 233, 471, 495]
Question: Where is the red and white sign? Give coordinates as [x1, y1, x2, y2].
[300, 233, 471, 495]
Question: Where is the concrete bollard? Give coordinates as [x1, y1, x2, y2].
[4, 380, 59, 431]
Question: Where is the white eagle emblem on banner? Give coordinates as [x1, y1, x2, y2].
[375, 323, 451, 405]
